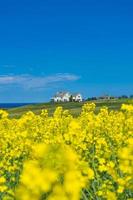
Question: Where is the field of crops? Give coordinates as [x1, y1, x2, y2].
[0, 103, 133, 200]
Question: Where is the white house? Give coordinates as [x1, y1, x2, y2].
[51, 92, 71, 102]
[51, 92, 83, 102]
[72, 93, 83, 102]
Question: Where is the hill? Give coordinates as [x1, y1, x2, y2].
[7, 98, 133, 118]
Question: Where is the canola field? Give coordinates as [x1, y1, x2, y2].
[0, 103, 133, 200]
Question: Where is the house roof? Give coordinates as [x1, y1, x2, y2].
[52, 91, 82, 98]
[53, 92, 70, 98]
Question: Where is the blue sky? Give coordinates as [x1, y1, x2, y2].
[0, 0, 133, 102]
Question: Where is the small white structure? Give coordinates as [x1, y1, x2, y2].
[52, 92, 71, 102]
[72, 93, 83, 102]
[51, 92, 83, 102]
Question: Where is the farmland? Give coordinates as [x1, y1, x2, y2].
[0, 100, 132, 199]
[8, 98, 133, 118]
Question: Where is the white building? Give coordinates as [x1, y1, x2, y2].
[52, 92, 71, 102]
[51, 92, 83, 102]
[72, 93, 83, 102]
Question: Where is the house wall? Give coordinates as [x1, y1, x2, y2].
[73, 94, 82, 102]
[53, 93, 82, 102]
[62, 93, 71, 102]
[53, 97, 62, 102]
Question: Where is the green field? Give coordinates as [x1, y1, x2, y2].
[7, 98, 133, 118]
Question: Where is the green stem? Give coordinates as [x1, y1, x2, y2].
[82, 190, 89, 200]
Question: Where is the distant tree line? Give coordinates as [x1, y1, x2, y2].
[86, 95, 133, 101]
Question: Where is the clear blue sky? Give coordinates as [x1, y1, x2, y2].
[0, 0, 133, 102]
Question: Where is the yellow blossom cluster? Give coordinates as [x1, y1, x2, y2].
[0, 103, 132, 199]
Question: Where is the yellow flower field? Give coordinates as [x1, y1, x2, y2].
[0, 103, 132, 200]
